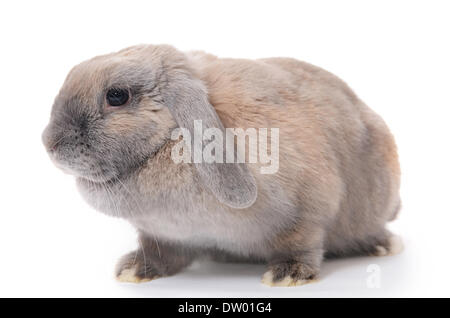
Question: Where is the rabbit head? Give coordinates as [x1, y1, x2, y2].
[42, 45, 257, 209]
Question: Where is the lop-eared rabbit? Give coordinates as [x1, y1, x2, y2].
[43, 45, 402, 286]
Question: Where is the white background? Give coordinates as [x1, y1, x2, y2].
[1, 0, 449, 297]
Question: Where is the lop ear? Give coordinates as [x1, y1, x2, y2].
[161, 67, 257, 209]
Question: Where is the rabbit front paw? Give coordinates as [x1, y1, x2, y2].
[262, 261, 319, 287]
[115, 250, 160, 283]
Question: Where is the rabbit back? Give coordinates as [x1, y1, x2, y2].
[191, 54, 401, 255]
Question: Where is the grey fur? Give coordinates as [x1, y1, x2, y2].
[42, 45, 402, 285]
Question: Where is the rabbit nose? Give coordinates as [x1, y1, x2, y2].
[42, 126, 52, 151]
[49, 143, 58, 152]
[42, 124, 61, 153]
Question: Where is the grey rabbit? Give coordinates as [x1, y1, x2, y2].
[42, 44, 402, 286]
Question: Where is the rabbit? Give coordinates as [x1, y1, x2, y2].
[42, 44, 402, 286]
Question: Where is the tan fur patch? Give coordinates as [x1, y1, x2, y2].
[116, 266, 156, 283]
[261, 270, 317, 287]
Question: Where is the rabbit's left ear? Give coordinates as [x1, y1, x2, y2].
[161, 70, 257, 209]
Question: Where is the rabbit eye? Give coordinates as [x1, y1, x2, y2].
[106, 88, 130, 107]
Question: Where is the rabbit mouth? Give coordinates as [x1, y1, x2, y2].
[49, 154, 118, 183]
[48, 133, 165, 185]
[71, 162, 123, 183]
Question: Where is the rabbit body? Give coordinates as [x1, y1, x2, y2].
[44, 45, 401, 286]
